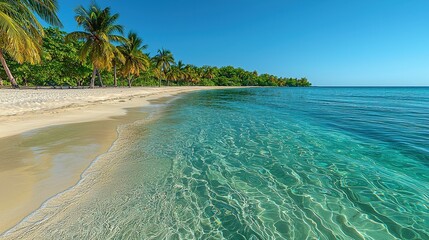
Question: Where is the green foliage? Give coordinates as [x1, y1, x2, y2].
[0, 3, 311, 88]
[1, 26, 311, 88]
[66, 3, 125, 71]
[200, 78, 216, 86]
[118, 31, 150, 87]
[65, 3, 126, 88]
[0, 0, 62, 65]
[4, 27, 92, 86]
[0, 0, 62, 87]
[204, 66, 311, 87]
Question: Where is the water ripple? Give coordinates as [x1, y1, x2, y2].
[3, 88, 429, 239]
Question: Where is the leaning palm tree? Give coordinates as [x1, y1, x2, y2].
[152, 49, 174, 87]
[66, 3, 125, 88]
[0, 0, 62, 88]
[118, 32, 150, 87]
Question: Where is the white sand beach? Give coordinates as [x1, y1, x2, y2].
[0, 87, 228, 139]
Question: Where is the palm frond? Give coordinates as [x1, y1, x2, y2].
[65, 31, 91, 42]
[21, 0, 62, 27]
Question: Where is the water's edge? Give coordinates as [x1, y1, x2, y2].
[0, 93, 185, 238]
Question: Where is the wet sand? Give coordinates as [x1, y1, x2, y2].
[0, 87, 232, 234]
[0, 119, 122, 233]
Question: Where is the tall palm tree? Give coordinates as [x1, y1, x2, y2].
[152, 67, 164, 87]
[203, 66, 217, 80]
[152, 49, 174, 87]
[112, 47, 124, 87]
[0, 0, 62, 88]
[166, 66, 181, 85]
[184, 65, 201, 85]
[176, 60, 186, 83]
[118, 31, 150, 87]
[176, 60, 186, 70]
[66, 3, 125, 88]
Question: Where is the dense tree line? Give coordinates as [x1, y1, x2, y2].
[0, 3, 311, 88]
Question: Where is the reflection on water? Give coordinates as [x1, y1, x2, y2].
[2, 88, 429, 239]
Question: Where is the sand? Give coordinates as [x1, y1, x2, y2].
[0, 87, 228, 139]
[0, 86, 231, 234]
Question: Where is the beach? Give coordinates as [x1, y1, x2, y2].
[0, 87, 229, 139]
[2, 0, 427, 238]
[0, 86, 228, 234]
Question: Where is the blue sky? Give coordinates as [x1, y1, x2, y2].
[55, 0, 429, 86]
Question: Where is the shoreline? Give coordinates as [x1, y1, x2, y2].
[0, 87, 233, 139]
[0, 86, 238, 235]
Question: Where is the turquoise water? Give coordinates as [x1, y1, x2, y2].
[5, 87, 429, 239]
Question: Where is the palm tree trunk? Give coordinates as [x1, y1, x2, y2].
[97, 70, 104, 87]
[114, 63, 117, 87]
[90, 68, 97, 88]
[0, 50, 19, 88]
[127, 76, 132, 88]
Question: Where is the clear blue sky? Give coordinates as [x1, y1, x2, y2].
[55, 0, 429, 86]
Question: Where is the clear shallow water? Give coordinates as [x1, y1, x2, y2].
[4, 87, 429, 239]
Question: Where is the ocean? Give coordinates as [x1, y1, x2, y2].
[4, 87, 429, 239]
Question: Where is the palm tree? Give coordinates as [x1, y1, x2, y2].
[118, 32, 150, 87]
[112, 47, 124, 87]
[66, 3, 125, 88]
[183, 65, 192, 85]
[202, 66, 217, 80]
[152, 67, 164, 87]
[176, 60, 186, 84]
[176, 60, 186, 70]
[0, 0, 62, 88]
[152, 49, 174, 86]
[184, 65, 201, 85]
[166, 66, 181, 85]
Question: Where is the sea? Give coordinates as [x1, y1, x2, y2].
[4, 87, 429, 239]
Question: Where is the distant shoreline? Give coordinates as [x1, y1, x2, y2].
[309, 86, 429, 88]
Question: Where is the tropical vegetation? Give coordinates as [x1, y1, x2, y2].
[0, 0, 62, 88]
[118, 32, 150, 87]
[0, 3, 311, 88]
[65, 3, 126, 88]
